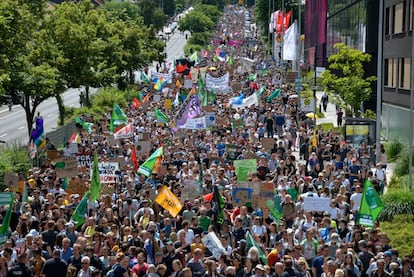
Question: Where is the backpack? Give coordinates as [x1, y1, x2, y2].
[107, 264, 120, 277]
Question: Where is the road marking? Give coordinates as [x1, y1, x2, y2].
[18, 126, 24, 130]
[0, 133, 7, 138]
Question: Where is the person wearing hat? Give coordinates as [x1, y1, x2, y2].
[253, 264, 265, 277]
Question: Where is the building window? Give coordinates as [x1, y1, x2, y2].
[394, 3, 404, 33]
[386, 58, 397, 88]
[385, 7, 390, 35]
[399, 57, 411, 89]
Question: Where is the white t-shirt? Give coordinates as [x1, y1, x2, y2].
[350, 192, 362, 212]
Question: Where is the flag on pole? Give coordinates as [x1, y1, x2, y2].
[75, 117, 93, 133]
[137, 146, 163, 177]
[131, 145, 139, 172]
[0, 193, 14, 245]
[31, 117, 46, 148]
[90, 151, 101, 202]
[114, 123, 134, 140]
[198, 74, 208, 106]
[189, 51, 199, 64]
[209, 89, 215, 102]
[267, 89, 281, 102]
[140, 71, 150, 83]
[109, 103, 128, 133]
[142, 93, 151, 103]
[312, 129, 318, 147]
[131, 97, 141, 109]
[282, 21, 297, 60]
[266, 191, 282, 224]
[154, 108, 169, 125]
[68, 133, 81, 144]
[212, 186, 225, 224]
[72, 191, 89, 227]
[227, 56, 234, 65]
[357, 179, 384, 227]
[246, 231, 268, 265]
[154, 186, 183, 217]
[248, 73, 257, 81]
[154, 77, 166, 92]
[0, 193, 14, 207]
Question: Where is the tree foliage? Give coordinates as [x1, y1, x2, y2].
[321, 43, 376, 117]
[178, 11, 214, 33]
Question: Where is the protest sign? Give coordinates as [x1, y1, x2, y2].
[76, 153, 92, 168]
[150, 71, 173, 83]
[96, 162, 120, 184]
[234, 159, 257, 182]
[232, 188, 253, 206]
[55, 157, 79, 179]
[181, 180, 202, 201]
[226, 144, 238, 160]
[261, 137, 275, 150]
[66, 179, 87, 197]
[155, 186, 182, 217]
[303, 196, 331, 212]
[180, 116, 207, 130]
[202, 232, 226, 259]
[136, 141, 152, 154]
[205, 72, 230, 92]
[205, 112, 216, 127]
[3, 173, 19, 190]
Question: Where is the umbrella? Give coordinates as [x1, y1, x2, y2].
[305, 112, 319, 119]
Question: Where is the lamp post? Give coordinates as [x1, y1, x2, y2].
[375, 0, 383, 164]
[409, 0, 414, 191]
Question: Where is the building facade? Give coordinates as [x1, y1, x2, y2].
[382, 0, 414, 142]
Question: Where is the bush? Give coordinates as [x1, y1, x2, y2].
[378, 190, 414, 221]
[385, 139, 404, 161]
[394, 150, 414, 177]
[0, 145, 30, 191]
[380, 215, 414, 258]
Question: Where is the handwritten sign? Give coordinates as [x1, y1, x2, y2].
[303, 196, 331, 212]
[96, 162, 120, 184]
[261, 138, 275, 151]
[181, 180, 202, 201]
[56, 158, 79, 179]
[234, 159, 257, 182]
[232, 188, 253, 205]
[66, 179, 87, 197]
[76, 153, 92, 168]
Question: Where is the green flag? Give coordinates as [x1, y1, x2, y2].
[227, 56, 234, 65]
[267, 89, 281, 102]
[0, 193, 14, 206]
[61, 177, 69, 190]
[257, 86, 266, 96]
[154, 108, 169, 125]
[189, 51, 199, 63]
[266, 191, 282, 225]
[72, 192, 90, 227]
[212, 186, 225, 224]
[0, 193, 14, 245]
[262, 68, 268, 76]
[209, 89, 215, 102]
[75, 117, 93, 133]
[357, 179, 384, 227]
[137, 146, 163, 177]
[109, 103, 128, 133]
[198, 74, 208, 106]
[90, 151, 101, 202]
[246, 231, 268, 265]
[248, 73, 257, 81]
[140, 71, 149, 83]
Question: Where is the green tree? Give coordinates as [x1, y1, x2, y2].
[0, 0, 61, 137]
[194, 4, 221, 23]
[178, 10, 214, 33]
[322, 43, 376, 117]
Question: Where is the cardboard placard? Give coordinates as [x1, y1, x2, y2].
[66, 179, 87, 197]
[238, 181, 260, 194]
[3, 173, 19, 189]
[136, 141, 152, 154]
[101, 184, 115, 196]
[76, 153, 92, 168]
[261, 138, 275, 151]
[202, 105, 214, 112]
[95, 162, 120, 184]
[56, 158, 79, 179]
[165, 99, 172, 109]
[232, 187, 253, 205]
[46, 150, 60, 161]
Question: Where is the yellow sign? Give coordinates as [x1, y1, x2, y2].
[154, 186, 183, 217]
[165, 99, 172, 109]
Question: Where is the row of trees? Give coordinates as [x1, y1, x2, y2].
[0, 0, 165, 137]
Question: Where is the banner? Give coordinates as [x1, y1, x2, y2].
[303, 196, 331, 212]
[114, 123, 134, 140]
[150, 71, 173, 84]
[202, 232, 226, 259]
[232, 93, 258, 109]
[155, 186, 183, 217]
[234, 159, 257, 182]
[180, 116, 207, 130]
[282, 22, 297, 61]
[206, 72, 230, 92]
[177, 95, 201, 126]
[205, 112, 216, 127]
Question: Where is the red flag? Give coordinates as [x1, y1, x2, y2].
[203, 192, 213, 202]
[176, 63, 189, 73]
[132, 97, 141, 109]
[131, 145, 139, 172]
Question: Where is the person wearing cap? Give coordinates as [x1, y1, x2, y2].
[253, 264, 265, 277]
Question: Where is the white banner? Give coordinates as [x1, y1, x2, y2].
[232, 93, 258, 109]
[202, 232, 226, 259]
[150, 71, 173, 84]
[206, 72, 230, 92]
[92, 162, 120, 184]
[180, 116, 207, 130]
[303, 196, 330, 212]
[114, 123, 134, 140]
[282, 22, 297, 61]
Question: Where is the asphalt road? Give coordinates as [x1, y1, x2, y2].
[0, 30, 188, 145]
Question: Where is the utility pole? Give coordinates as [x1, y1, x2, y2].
[375, 0, 383, 164]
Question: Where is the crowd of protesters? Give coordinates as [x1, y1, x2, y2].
[1, 4, 413, 277]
